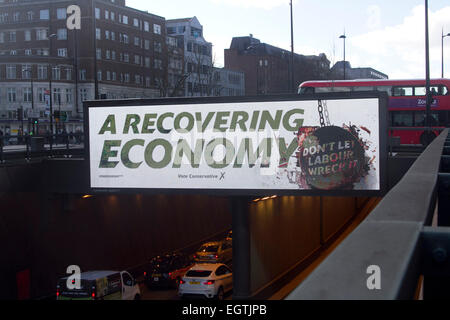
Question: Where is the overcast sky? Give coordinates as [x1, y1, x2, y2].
[128, 0, 450, 79]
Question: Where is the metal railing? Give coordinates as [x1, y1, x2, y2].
[286, 128, 450, 300]
[0, 133, 84, 162]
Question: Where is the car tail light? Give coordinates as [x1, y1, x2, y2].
[179, 279, 185, 284]
[204, 280, 215, 285]
[215, 255, 218, 259]
[56, 290, 60, 298]
[144, 271, 147, 276]
[91, 292, 95, 299]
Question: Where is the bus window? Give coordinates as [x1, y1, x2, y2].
[375, 86, 392, 96]
[414, 111, 426, 126]
[414, 87, 426, 96]
[316, 87, 333, 93]
[299, 87, 314, 94]
[415, 111, 441, 126]
[333, 87, 351, 92]
[353, 86, 372, 92]
[392, 111, 413, 127]
[393, 87, 413, 96]
[441, 85, 449, 95]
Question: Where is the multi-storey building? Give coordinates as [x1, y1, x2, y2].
[0, 0, 167, 135]
[330, 61, 389, 80]
[211, 67, 245, 96]
[166, 16, 213, 97]
[225, 35, 331, 96]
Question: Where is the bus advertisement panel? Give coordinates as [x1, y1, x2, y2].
[85, 94, 387, 195]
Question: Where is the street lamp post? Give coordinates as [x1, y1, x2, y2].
[290, 0, 295, 93]
[442, 29, 450, 78]
[48, 33, 56, 149]
[339, 34, 346, 80]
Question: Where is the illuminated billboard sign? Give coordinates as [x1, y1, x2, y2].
[85, 93, 387, 195]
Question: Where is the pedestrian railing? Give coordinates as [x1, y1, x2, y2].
[0, 133, 84, 163]
[286, 128, 450, 300]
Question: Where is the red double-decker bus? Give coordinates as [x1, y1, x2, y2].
[298, 79, 450, 145]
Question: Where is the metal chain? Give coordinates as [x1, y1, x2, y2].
[318, 100, 326, 127]
[323, 100, 331, 126]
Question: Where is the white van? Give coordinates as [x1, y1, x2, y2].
[57, 270, 141, 300]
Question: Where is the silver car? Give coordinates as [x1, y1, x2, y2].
[194, 240, 232, 264]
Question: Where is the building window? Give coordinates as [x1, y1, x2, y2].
[96, 48, 101, 59]
[111, 51, 116, 60]
[57, 28, 67, 40]
[146, 77, 151, 87]
[135, 74, 141, 84]
[57, 48, 67, 57]
[106, 50, 110, 59]
[40, 9, 49, 20]
[0, 13, 8, 23]
[80, 88, 88, 101]
[25, 49, 32, 55]
[22, 65, 32, 79]
[134, 36, 140, 46]
[105, 30, 110, 40]
[38, 88, 47, 103]
[66, 68, 72, 80]
[144, 39, 150, 50]
[145, 57, 150, 68]
[153, 24, 161, 35]
[0, 32, 4, 43]
[112, 72, 116, 81]
[154, 59, 162, 70]
[133, 18, 139, 27]
[95, 8, 100, 19]
[122, 15, 128, 24]
[111, 31, 115, 41]
[9, 31, 16, 42]
[52, 66, 61, 80]
[8, 88, 17, 103]
[96, 28, 101, 40]
[124, 73, 130, 83]
[105, 10, 109, 20]
[10, 50, 17, 55]
[97, 70, 102, 81]
[27, 11, 34, 21]
[111, 12, 115, 21]
[66, 88, 72, 103]
[53, 88, 62, 105]
[6, 65, 16, 79]
[134, 55, 140, 64]
[123, 34, 128, 44]
[154, 41, 162, 53]
[57, 8, 66, 20]
[144, 21, 149, 32]
[106, 71, 111, 81]
[23, 87, 32, 102]
[124, 53, 129, 63]
[38, 65, 47, 79]
[24, 30, 32, 41]
[78, 69, 86, 81]
[36, 29, 47, 40]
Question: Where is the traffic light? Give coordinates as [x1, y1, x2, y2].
[33, 118, 38, 125]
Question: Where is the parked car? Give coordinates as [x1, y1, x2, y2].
[194, 240, 232, 264]
[144, 252, 193, 289]
[56, 270, 140, 300]
[178, 263, 232, 299]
